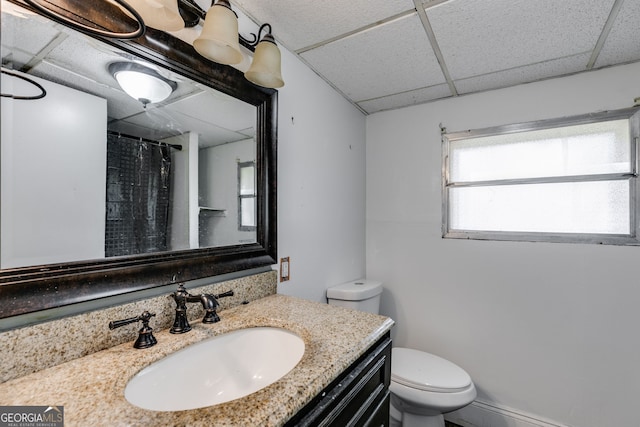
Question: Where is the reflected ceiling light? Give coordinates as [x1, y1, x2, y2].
[125, 0, 184, 32]
[244, 25, 284, 89]
[193, 0, 242, 65]
[109, 62, 177, 105]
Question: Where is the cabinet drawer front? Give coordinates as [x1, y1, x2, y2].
[288, 333, 392, 427]
[362, 392, 391, 427]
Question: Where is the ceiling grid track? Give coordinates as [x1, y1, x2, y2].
[231, 0, 639, 114]
[586, 0, 626, 70]
[19, 32, 69, 73]
[414, 0, 458, 96]
[295, 9, 417, 54]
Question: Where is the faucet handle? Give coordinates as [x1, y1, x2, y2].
[109, 316, 141, 330]
[214, 290, 234, 299]
[202, 290, 234, 323]
[109, 311, 158, 349]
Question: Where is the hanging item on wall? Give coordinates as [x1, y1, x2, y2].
[0, 68, 47, 100]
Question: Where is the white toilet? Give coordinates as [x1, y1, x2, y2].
[327, 279, 477, 427]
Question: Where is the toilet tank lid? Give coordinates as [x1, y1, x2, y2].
[326, 279, 383, 300]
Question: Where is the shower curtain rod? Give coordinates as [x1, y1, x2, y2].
[108, 130, 183, 151]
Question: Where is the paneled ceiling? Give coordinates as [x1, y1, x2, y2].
[233, 0, 640, 114]
[1, 0, 256, 147]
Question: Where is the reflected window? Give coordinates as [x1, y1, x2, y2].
[238, 161, 256, 231]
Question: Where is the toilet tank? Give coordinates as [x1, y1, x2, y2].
[326, 279, 382, 314]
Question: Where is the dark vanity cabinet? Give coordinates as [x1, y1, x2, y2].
[286, 332, 392, 427]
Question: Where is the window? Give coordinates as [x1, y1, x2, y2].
[442, 108, 640, 245]
[238, 161, 256, 231]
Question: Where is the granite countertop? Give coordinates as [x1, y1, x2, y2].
[0, 294, 394, 426]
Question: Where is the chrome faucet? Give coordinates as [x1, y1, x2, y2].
[170, 284, 234, 334]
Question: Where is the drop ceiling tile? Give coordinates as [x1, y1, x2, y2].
[595, 0, 640, 68]
[104, 90, 149, 121]
[163, 111, 248, 147]
[233, 0, 415, 51]
[30, 59, 121, 98]
[455, 52, 592, 94]
[165, 90, 256, 133]
[358, 83, 452, 114]
[44, 28, 200, 99]
[106, 120, 174, 141]
[45, 39, 122, 87]
[427, 0, 614, 80]
[107, 100, 248, 147]
[1, 7, 60, 60]
[30, 59, 193, 118]
[113, 109, 241, 143]
[301, 14, 447, 103]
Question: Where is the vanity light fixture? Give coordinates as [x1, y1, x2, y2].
[193, 0, 243, 65]
[23, 0, 284, 88]
[23, 0, 146, 39]
[125, 0, 185, 32]
[109, 62, 178, 105]
[244, 25, 284, 89]
[181, 0, 285, 88]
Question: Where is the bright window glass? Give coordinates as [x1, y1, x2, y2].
[449, 120, 631, 182]
[241, 198, 256, 227]
[449, 181, 630, 234]
[240, 164, 255, 196]
[238, 162, 256, 230]
[443, 109, 639, 244]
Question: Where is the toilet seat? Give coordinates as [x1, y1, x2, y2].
[391, 348, 472, 393]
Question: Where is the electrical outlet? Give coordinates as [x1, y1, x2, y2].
[280, 257, 290, 282]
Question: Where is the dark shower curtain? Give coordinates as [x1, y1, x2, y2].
[105, 133, 172, 257]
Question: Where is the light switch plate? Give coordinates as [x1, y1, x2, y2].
[280, 257, 290, 282]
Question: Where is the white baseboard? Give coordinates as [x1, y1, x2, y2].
[444, 399, 570, 427]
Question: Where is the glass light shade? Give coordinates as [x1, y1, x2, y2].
[111, 63, 176, 104]
[193, 1, 243, 65]
[244, 36, 284, 88]
[126, 0, 184, 32]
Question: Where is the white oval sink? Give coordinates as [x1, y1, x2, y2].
[125, 327, 305, 411]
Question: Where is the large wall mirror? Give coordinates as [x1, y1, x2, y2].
[0, 0, 277, 320]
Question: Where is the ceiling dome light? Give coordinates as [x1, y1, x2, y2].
[193, 0, 243, 65]
[109, 62, 177, 105]
[125, 0, 184, 32]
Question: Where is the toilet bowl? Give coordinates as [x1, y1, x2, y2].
[326, 279, 476, 427]
[390, 348, 476, 427]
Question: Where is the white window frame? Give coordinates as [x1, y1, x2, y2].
[442, 107, 640, 245]
[238, 161, 256, 232]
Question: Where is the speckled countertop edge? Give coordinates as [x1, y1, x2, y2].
[0, 294, 394, 427]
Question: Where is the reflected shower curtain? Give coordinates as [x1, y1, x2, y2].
[105, 133, 172, 257]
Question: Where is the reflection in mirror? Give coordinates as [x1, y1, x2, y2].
[1, 0, 258, 269]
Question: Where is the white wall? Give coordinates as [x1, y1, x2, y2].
[1, 73, 106, 268]
[366, 61, 640, 427]
[275, 46, 367, 302]
[167, 132, 199, 250]
[199, 138, 255, 247]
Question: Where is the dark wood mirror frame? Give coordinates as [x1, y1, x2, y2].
[0, 0, 278, 319]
